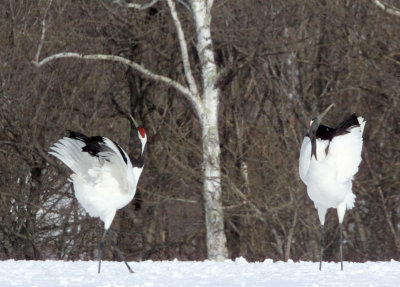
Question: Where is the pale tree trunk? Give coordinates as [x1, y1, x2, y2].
[199, 101, 228, 261]
[34, 0, 228, 260]
[191, 0, 228, 260]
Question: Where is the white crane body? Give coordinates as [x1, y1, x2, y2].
[49, 128, 147, 273]
[299, 106, 365, 270]
[299, 120, 364, 223]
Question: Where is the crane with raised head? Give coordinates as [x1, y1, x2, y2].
[49, 119, 147, 273]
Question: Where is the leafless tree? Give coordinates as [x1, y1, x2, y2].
[33, 0, 228, 260]
[1, 0, 400, 264]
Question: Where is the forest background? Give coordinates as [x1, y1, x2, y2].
[1, 0, 399, 264]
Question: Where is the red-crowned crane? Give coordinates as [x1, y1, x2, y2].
[49, 120, 146, 274]
[299, 104, 365, 271]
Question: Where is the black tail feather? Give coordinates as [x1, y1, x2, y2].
[334, 114, 360, 137]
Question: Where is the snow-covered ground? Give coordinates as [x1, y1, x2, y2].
[1, 258, 399, 287]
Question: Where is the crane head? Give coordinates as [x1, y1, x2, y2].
[308, 103, 334, 160]
[309, 103, 334, 136]
[129, 113, 146, 142]
[138, 127, 146, 139]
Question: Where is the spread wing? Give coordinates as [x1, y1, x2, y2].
[49, 132, 133, 194]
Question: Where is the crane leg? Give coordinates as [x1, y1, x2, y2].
[98, 229, 108, 274]
[107, 230, 135, 273]
[319, 225, 324, 271]
[336, 202, 346, 270]
[340, 223, 343, 271]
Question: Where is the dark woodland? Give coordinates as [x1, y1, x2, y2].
[1, 0, 400, 264]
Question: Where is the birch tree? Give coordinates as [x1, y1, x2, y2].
[34, 0, 228, 260]
[372, 0, 400, 17]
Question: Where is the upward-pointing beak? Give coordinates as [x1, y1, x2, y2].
[129, 114, 139, 129]
[310, 103, 334, 132]
[309, 103, 334, 160]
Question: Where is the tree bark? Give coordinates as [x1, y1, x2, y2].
[200, 101, 228, 261]
[191, 0, 228, 260]
[34, 0, 229, 261]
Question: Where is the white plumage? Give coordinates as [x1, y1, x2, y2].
[299, 118, 365, 223]
[299, 104, 365, 270]
[49, 127, 147, 273]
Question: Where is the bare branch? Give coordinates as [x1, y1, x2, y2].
[372, 0, 400, 17]
[207, 0, 214, 12]
[33, 0, 204, 118]
[167, 0, 199, 96]
[176, 0, 191, 12]
[34, 0, 53, 63]
[35, 19, 46, 64]
[111, 0, 159, 10]
[32, 52, 204, 111]
[226, 180, 266, 223]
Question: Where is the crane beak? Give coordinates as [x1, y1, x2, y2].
[317, 103, 334, 123]
[310, 103, 334, 132]
[129, 114, 139, 129]
[308, 103, 334, 160]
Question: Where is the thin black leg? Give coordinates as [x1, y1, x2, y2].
[319, 225, 324, 271]
[107, 230, 134, 273]
[340, 223, 343, 271]
[98, 229, 108, 274]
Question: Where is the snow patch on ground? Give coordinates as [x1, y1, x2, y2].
[0, 259, 398, 287]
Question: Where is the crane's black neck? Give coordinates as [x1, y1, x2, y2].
[132, 144, 146, 168]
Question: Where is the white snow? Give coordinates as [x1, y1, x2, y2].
[0, 258, 398, 287]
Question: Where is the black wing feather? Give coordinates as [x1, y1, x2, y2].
[68, 131, 129, 165]
[68, 131, 110, 158]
